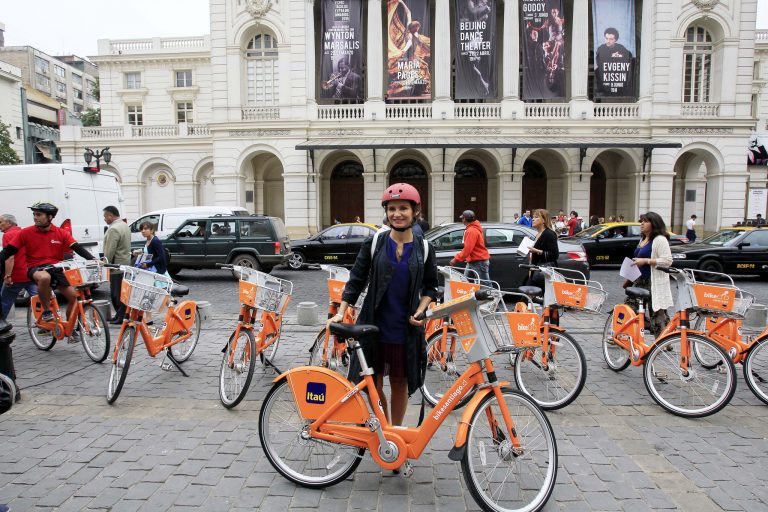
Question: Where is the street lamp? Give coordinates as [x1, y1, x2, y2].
[83, 147, 112, 172]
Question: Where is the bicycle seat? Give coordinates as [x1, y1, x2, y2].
[625, 287, 651, 301]
[170, 284, 190, 297]
[519, 286, 543, 298]
[329, 323, 379, 340]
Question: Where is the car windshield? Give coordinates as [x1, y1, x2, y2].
[699, 230, 744, 246]
[575, 225, 605, 237]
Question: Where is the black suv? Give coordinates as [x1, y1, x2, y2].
[132, 215, 292, 276]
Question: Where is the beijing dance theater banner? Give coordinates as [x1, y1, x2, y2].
[320, 0, 364, 100]
[454, 0, 497, 99]
[591, 0, 636, 99]
[387, 0, 432, 100]
[521, 0, 566, 100]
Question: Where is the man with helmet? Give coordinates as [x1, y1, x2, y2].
[0, 202, 97, 326]
[449, 209, 490, 285]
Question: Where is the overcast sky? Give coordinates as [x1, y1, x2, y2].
[2, 0, 767, 59]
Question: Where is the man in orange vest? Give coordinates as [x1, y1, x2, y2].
[449, 210, 490, 285]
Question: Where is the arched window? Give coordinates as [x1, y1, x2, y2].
[245, 32, 279, 106]
[683, 25, 713, 103]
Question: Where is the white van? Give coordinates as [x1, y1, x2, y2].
[129, 206, 250, 242]
[0, 164, 122, 257]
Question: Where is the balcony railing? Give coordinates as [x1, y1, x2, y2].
[757, 30, 768, 43]
[187, 124, 211, 136]
[680, 103, 720, 118]
[594, 104, 640, 119]
[386, 104, 432, 119]
[81, 126, 124, 139]
[131, 125, 179, 137]
[105, 36, 210, 54]
[318, 104, 365, 120]
[242, 107, 280, 120]
[454, 103, 502, 119]
[525, 104, 570, 119]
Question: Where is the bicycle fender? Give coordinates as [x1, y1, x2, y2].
[448, 384, 513, 462]
[173, 300, 197, 331]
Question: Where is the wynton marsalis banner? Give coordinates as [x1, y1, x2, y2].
[521, 0, 566, 100]
[320, 0, 364, 100]
[387, 0, 432, 100]
[454, 0, 497, 99]
[592, 0, 636, 99]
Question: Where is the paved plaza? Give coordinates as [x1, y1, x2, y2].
[1, 268, 768, 511]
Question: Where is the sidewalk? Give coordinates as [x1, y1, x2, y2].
[2, 311, 768, 511]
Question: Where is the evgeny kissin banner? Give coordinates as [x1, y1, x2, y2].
[592, 0, 637, 99]
[454, 0, 497, 99]
[320, 0, 364, 100]
[387, 0, 432, 100]
[521, 0, 566, 100]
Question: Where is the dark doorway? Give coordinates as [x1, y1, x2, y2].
[522, 161, 547, 213]
[390, 160, 429, 218]
[454, 160, 487, 221]
[589, 163, 607, 219]
[330, 161, 364, 224]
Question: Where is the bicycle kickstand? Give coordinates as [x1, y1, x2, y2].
[161, 350, 189, 377]
[261, 356, 282, 376]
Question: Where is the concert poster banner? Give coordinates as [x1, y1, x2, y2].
[592, 0, 636, 99]
[387, 0, 432, 100]
[454, 0, 497, 99]
[521, 0, 566, 100]
[320, 0, 364, 100]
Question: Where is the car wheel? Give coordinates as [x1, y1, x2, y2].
[287, 252, 305, 270]
[231, 254, 261, 272]
[697, 259, 724, 282]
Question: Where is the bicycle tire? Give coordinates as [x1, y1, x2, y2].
[259, 378, 364, 488]
[308, 328, 350, 378]
[27, 305, 56, 351]
[602, 313, 631, 371]
[170, 308, 202, 363]
[744, 336, 768, 405]
[514, 331, 586, 410]
[219, 329, 256, 409]
[461, 388, 557, 512]
[689, 313, 723, 369]
[421, 328, 474, 408]
[643, 334, 736, 418]
[107, 326, 135, 404]
[80, 304, 110, 363]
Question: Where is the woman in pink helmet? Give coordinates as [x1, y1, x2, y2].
[329, 183, 438, 434]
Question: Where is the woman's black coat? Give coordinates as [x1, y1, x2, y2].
[341, 232, 438, 395]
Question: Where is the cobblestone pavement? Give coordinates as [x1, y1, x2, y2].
[1, 268, 768, 511]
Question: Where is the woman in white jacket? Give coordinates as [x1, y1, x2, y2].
[629, 212, 673, 334]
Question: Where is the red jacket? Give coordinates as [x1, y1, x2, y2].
[2, 226, 31, 283]
[454, 221, 490, 262]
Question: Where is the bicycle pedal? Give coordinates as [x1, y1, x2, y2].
[159, 356, 173, 371]
[400, 461, 413, 478]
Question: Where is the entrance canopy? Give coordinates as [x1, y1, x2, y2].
[295, 137, 682, 151]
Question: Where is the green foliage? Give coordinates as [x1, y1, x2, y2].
[81, 108, 101, 127]
[92, 77, 100, 101]
[0, 119, 21, 165]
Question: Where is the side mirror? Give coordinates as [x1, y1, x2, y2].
[738, 242, 751, 249]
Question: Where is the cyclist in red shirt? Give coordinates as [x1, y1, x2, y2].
[0, 203, 96, 324]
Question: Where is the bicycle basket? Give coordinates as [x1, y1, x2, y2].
[59, 260, 107, 287]
[323, 266, 350, 304]
[689, 282, 754, 319]
[551, 279, 606, 313]
[237, 267, 293, 313]
[120, 267, 172, 313]
[484, 311, 541, 351]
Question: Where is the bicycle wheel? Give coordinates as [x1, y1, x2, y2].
[308, 329, 350, 378]
[170, 308, 201, 363]
[80, 304, 110, 362]
[514, 331, 586, 410]
[643, 334, 736, 418]
[602, 314, 631, 372]
[107, 326, 135, 404]
[421, 329, 474, 408]
[219, 329, 256, 409]
[260, 330, 280, 367]
[743, 336, 768, 405]
[461, 388, 557, 512]
[690, 313, 723, 369]
[26, 305, 56, 350]
[259, 378, 364, 488]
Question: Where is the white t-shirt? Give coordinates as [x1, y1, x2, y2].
[686, 219, 696, 230]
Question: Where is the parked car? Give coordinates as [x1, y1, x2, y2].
[560, 222, 689, 267]
[131, 215, 291, 276]
[671, 226, 768, 281]
[129, 206, 250, 243]
[426, 223, 590, 291]
[288, 223, 379, 269]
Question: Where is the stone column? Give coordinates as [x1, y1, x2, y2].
[432, 0, 454, 118]
[638, 0, 653, 118]
[501, 0, 524, 118]
[365, 0, 386, 120]
[569, 0, 592, 118]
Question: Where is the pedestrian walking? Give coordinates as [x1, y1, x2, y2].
[685, 214, 697, 243]
[526, 209, 559, 289]
[567, 211, 580, 236]
[102, 206, 132, 324]
[136, 221, 169, 277]
[517, 209, 533, 227]
[449, 210, 491, 285]
[0, 214, 37, 321]
[756, 213, 765, 226]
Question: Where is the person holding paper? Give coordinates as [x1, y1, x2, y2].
[526, 209, 559, 289]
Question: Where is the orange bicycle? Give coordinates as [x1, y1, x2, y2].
[602, 267, 737, 417]
[27, 260, 110, 363]
[106, 266, 203, 404]
[259, 289, 557, 512]
[218, 264, 292, 408]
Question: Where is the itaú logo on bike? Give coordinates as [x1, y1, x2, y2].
[432, 379, 469, 421]
[306, 382, 326, 404]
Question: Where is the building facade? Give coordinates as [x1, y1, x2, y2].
[58, 0, 764, 238]
[0, 58, 25, 162]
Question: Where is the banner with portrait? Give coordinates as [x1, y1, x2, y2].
[454, 0, 497, 99]
[591, 0, 636, 99]
[520, 0, 566, 100]
[320, 0, 364, 100]
[387, 0, 432, 100]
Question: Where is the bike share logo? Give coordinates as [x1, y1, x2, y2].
[703, 290, 731, 302]
[517, 317, 538, 332]
[306, 382, 326, 404]
[433, 379, 469, 421]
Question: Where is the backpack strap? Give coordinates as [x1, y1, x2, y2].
[371, 226, 428, 263]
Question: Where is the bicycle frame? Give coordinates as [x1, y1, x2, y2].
[227, 304, 283, 366]
[698, 316, 766, 363]
[30, 287, 91, 340]
[114, 299, 197, 359]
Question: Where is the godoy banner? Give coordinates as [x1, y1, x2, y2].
[592, 0, 636, 99]
[454, 0, 497, 99]
[320, 0, 364, 100]
[387, 0, 432, 100]
[521, 0, 566, 100]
